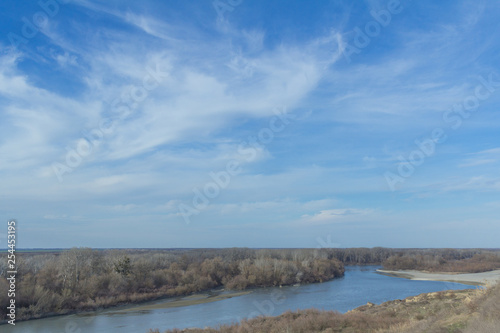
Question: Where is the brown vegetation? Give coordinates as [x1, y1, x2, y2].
[0, 248, 344, 322]
[382, 250, 500, 273]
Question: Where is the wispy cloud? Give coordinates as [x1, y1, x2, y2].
[301, 208, 373, 225]
[1, 0, 500, 248]
[459, 147, 500, 167]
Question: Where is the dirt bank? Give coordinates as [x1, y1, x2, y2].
[376, 269, 500, 285]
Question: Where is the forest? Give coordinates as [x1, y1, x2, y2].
[381, 248, 500, 272]
[1, 247, 499, 322]
[0, 248, 344, 321]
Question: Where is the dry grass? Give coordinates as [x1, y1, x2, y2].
[463, 282, 500, 333]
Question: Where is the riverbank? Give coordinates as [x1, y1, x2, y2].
[0, 248, 345, 323]
[0, 277, 340, 325]
[159, 282, 500, 333]
[0, 288, 266, 325]
[118, 290, 252, 312]
[376, 268, 500, 285]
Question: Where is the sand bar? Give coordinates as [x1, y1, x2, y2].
[376, 269, 500, 286]
[117, 290, 252, 312]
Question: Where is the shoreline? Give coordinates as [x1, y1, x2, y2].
[376, 268, 500, 286]
[115, 290, 253, 312]
[0, 289, 251, 325]
[0, 275, 343, 325]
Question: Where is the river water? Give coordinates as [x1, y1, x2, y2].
[3, 266, 472, 333]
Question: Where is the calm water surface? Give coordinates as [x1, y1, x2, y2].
[4, 266, 473, 333]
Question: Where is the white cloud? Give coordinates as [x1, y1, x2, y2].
[301, 208, 373, 225]
[459, 147, 500, 167]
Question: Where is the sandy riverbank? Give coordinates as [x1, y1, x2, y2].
[376, 269, 500, 285]
[117, 290, 253, 312]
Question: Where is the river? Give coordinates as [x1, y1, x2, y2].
[3, 266, 473, 333]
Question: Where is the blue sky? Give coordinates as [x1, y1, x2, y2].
[1, 0, 500, 248]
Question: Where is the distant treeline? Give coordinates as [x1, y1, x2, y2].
[0, 248, 344, 321]
[1, 247, 499, 322]
[381, 249, 500, 273]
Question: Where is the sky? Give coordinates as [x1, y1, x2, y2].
[0, 0, 500, 249]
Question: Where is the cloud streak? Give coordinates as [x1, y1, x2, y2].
[1, 0, 500, 248]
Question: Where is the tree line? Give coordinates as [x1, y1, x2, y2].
[0, 248, 344, 321]
[382, 249, 500, 272]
